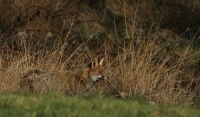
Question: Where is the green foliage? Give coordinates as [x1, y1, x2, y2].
[0, 93, 199, 117]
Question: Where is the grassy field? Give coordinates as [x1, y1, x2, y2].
[0, 93, 199, 117]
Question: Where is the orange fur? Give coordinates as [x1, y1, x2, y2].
[20, 58, 108, 94]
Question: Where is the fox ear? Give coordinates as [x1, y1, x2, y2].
[95, 58, 98, 67]
[91, 61, 94, 67]
[91, 58, 98, 67]
[99, 58, 104, 66]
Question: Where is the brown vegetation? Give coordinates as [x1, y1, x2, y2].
[0, 0, 200, 106]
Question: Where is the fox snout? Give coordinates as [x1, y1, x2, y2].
[99, 75, 108, 80]
[90, 75, 108, 82]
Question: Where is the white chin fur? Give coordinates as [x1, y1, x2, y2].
[103, 77, 108, 80]
[91, 75, 104, 81]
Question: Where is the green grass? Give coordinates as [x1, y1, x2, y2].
[0, 93, 199, 117]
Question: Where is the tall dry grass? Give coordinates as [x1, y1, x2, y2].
[1, 28, 199, 106]
[0, 0, 200, 106]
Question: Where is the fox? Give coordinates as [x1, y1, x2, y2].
[20, 58, 108, 94]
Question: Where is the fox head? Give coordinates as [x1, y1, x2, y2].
[92, 58, 109, 80]
[83, 58, 108, 91]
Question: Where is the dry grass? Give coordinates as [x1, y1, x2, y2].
[0, 0, 200, 106]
